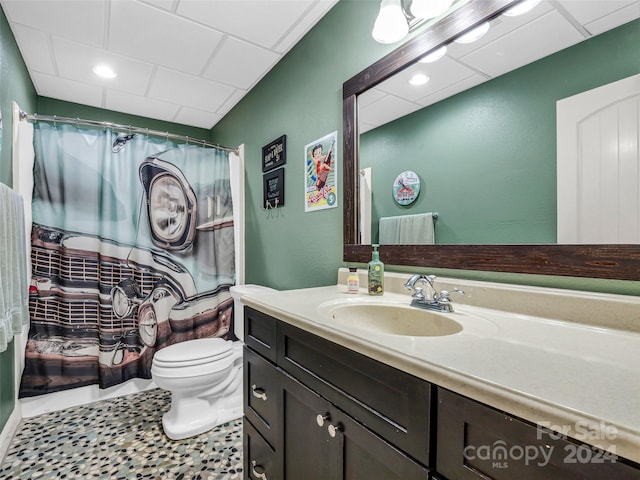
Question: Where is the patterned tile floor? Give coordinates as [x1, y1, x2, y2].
[0, 389, 243, 479]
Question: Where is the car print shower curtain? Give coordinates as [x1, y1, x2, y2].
[19, 122, 236, 397]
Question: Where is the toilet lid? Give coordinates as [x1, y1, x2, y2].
[153, 338, 233, 368]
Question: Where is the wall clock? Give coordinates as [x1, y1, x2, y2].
[393, 170, 420, 205]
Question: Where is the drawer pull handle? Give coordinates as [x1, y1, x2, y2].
[316, 413, 330, 427]
[328, 423, 343, 438]
[251, 460, 268, 480]
[251, 385, 267, 401]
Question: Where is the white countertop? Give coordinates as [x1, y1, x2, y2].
[241, 283, 640, 464]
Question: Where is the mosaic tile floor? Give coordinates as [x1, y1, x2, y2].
[0, 388, 243, 479]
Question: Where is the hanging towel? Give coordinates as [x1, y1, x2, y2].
[379, 212, 435, 245]
[0, 182, 29, 353]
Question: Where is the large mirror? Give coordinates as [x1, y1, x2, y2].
[343, 0, 640, 280]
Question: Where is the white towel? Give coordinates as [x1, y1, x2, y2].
[379, 212, 435, 245]
[0, 182, 29, 352]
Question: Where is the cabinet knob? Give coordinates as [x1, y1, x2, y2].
[251, 384, 268, 401]
[328, 423, 343, 438]
[316, 413, 330, 427]
[251, 460, 268, 480]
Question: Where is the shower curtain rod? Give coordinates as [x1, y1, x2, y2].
[18, 110, 238, 154]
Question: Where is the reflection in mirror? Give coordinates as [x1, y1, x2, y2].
[357, 0, 639, 245]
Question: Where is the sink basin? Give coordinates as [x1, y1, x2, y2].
[316, 298, 463, 337]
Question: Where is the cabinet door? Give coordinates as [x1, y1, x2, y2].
[244, 347, 280, 448]
[279, 370, 338, 480]
[437, 388, 640, 480]
[244, 417, 280, 480]
[334, 406, 431, 480]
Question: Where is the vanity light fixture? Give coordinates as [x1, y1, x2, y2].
[419, 45, 447, 63]
[410, 0, 454, 20]
[409, 73, 430, 86]
[93, 64, 117, 79]
[372, 0, 409, 44]
[503, 0, 541, 16]
[454, 21, 490, 43]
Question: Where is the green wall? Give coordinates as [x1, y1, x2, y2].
[361, 20, 640, 245]
[210, 0, 395, 289]
[0, 4, 37, 435]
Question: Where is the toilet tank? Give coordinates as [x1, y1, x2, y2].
[229, 284, 276, 341]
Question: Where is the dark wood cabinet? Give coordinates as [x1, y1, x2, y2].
[436, 388, 640, 480]
[243, 306, 640, 480]
[243, 306, 431, 479]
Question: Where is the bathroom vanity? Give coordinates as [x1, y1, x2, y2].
[241, 275, 640, 479]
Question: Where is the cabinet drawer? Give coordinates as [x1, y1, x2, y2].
[244, 347, 279, 448]
[436, 388, 640, 480]
[277, 321, 433, 467]
[244, 306, 277, 362]
[244, 417, 281, 480]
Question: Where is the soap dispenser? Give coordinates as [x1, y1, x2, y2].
[368, 244, 384, 295]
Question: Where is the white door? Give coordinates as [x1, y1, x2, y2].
[557, 73, 640, 244]
[359, 167, 372, 244]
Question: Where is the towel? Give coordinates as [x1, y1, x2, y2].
[0, 182, 29, 352]
[379, 212, 435, 245]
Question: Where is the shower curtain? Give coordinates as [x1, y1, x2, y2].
[19, 123, 235, 397]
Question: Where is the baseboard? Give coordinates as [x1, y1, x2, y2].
[0, 407, 22, 463]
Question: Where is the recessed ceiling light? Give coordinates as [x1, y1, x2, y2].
[409, 73, 430, 86]
[93, 64, 117, 79]
[419, 46, 447, 63]
[454, 21, 490, 44]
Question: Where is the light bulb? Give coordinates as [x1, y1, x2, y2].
[410, 0, 454, 20]
[419, 45, 447, 63]
[372, 0, 409, 44]
[454, 21, 490, 44]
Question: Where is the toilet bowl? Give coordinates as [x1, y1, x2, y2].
[151, 284, 275, 440]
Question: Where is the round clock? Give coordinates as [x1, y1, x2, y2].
[393, 170, 420, 205]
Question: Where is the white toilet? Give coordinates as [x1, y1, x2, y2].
[151, 284, 275, 440]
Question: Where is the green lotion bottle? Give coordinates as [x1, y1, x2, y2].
[368, 244, 384, 295]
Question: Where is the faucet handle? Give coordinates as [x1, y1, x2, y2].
[411, 286, 426, 301]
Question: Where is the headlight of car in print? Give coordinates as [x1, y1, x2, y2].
[136, 285, 180, 347]
[139, 157, 197, 251]
[110, 278, 144, 319]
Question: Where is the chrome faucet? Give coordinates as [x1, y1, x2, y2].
[403, 274, 464, 313]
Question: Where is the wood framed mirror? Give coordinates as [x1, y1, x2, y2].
[342, 0, 640, 281]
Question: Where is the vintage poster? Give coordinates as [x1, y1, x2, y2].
[304, 130, 338, 212]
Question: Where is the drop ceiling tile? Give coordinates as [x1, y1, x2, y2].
[216, 89, 249, 117]
[558, 0, 637, 25]
[149, 67, 236, 112]
[203, 37, 279, 90]
[11, 24, 56, 75]
[1, 0, 106, 47]
[446, 0, 555, 59]
[105, 90, 180, 124]
[31, 72, 103, 109]
[460, 10, 585, 78]
[416, 74, 487, 108]
[359, 94, 423, 130]
[375, 56, 477, 102]
[52, 37, 154, 96]
[109, 0, 223, 75]
[174, 107, 223, 130]
[176, 0, 313, 49]
[358, 88, 386, 109]
[583, 2, 640, 35]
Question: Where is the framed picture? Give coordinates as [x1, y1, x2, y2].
[262, 135, 286, 172]
[263, 167, 284, 208]
[304, 130, 338, 212]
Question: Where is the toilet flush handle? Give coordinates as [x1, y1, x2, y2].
[251, 384, 268, 401]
